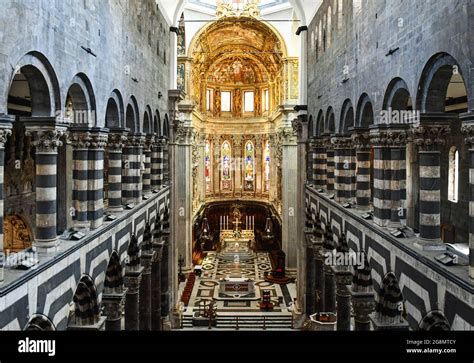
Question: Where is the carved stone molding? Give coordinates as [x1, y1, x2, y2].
[461, 123, 474, 147]
[331, 136, 353, 149]
[125, 135, 146, 148]
[409, 125, 450, 151]
[0, 128, 12, 148]
[89, 133, 108, 149]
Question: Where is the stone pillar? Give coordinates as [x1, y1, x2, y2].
[351, 252, 375, 331]
[279, 122, 298, 270]
[325, 137, 335, 193]
[232, 135, 243, 197]
[150, 139, 161, 191]
[332, 136, 356, 203]
[0, 116, 13, 281]
[161, 228, 171, 318]
[331, 234, 352, 331]
[305, 238, 316, 315]
[142, 136, 153, 196]
[389, 146, 407, 225]
[24, 120, 67, 251]
[313, 138, 327, 189]
[152, 224, 164, 330]
[122, 134, 145, 206]
[163, 140, 169, 186]
[323, 229, 336, 313]
[87, 129, 108, 229]
[124, 267, 143, 331]
[255, 135, 263, 195]
[411, 122, 450, 244]
[139, 224, 154, 330]
[107, 130, 128, 214]
[102, 293, 124, 331]
[351, 130, 371, 208]
[70, 129, 91, 230]
[461, 118, 474, 279]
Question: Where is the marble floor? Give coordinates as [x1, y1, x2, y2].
[180, 249, 297, 330]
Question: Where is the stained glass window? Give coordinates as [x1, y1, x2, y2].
[244, 141, 255, 182]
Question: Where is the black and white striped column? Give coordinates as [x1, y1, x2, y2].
[88, 130, 108, 229]
[352, 131, 371, 208]
[25, 124, 67, 250]
[0, 118, 12, 280]
[107, 131, 127, 213]
[413, 124, 450, 241]
[313, 139, 327, 189]
[326, 143, 335, 193]
[71, 131, 90, 230]
[370, 130, 391, 227]
[162, 138, 169, 186]
[122, 135, 145, 205]
[390, 146, 407, 225]
[143, 137, 153, 196]
[333, 137, 356, 203]
[150, 139, 160, 192]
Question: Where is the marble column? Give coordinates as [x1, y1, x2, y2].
[0, 116, 13, 281]
[70, 129, 91, 230]
[152, 225, 164, 330]
[255, 135, 263, 196]
[332, 136, 356, 203]
[87, 129, 108, 229]
[279, 123, 298, 270]
[107, 130, 128, 214]
[324, 137, 335, 193]
[351, 130, 371, 208]
[150, 138, 161, 191]
[461, 118, 474, 279]
[313, 138, 327, 189]
[24, 119, 68, 251]
[139, 224, 154, 330]
[102, 292, 125, 331]
[233, 135, 243, 197]
[411, 121, 450, 243]
[305, 240, 316, 315]
[323, 228, 336, 313]
[351, 252, 375, 331]
[142, 136, 154, 196]
[122, 134, 145, 206]
[124, 267, 143, 331]
[161, 227, 171, 318]
[331, 234, 352, 331]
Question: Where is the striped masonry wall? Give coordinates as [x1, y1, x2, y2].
[155, 141, 164, 189]
[356, 150, 371, 207]
[419, 151, 441, 240]
[107, 148, 123, 212]
[373, 146, 392, 227]
[326, 149, 335, 192]
[162, 140, 169, 185]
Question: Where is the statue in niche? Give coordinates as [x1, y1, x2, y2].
[233, 89, 242, 116]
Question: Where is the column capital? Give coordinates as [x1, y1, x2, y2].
[144, 134, 156, 150]
[126, 133, 146, 148]
[124, 269, 143, 293]
[460, 112, 474, 146]
[107, 129, 129, 151]
[349, 127, 371, 150]
[409, 124, 450, 151]
[369, 124, 409, 147]
[0, 115, 14, 148]
[70, 127, 108, 149]
[23, 122, 68, 153]
[330, 135, 353, 149]
[231, 134, 243, 148]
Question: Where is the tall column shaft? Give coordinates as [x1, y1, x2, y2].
[326, 149, 335, 192]
[334, 144, 355, 203]
[72, 140, 89, 229]
[139, 254, 153, 330]
[419, 151, 441, 239]
[151, 143, 160, 190]
[87, 131, 107, 229]
[107, 146, 124, 213]
[152, 239, 163, 330]
[314, 144, 327, 188]
[143, 144, 152, 195]
[124, 272, 142, 331]
[373, 146, 391, 227]
[356, 150, 371, 207]
[469, 149, 474, 279]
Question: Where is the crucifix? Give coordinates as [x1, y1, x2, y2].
[233, 218, 242, 231]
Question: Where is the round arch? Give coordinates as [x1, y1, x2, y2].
[143, 106, 152, 134]
[326, 107, 335, 134]
[356, 93, 374, 128]
[383, 77, 413, 111]
[69, 275, 100, 327]
[339, 98, 354, 134]
[416, 52, 469, 113]
[125, 96, 139, 132]
[7, 51, 61, 116]
[316, 109, 325, 136]
[24, 314, 56, 331]
[65, 73, 97, 126]
[105, 89, 124, 129]
[104, 251, 123, 295]
[418, 310, 451, 331]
